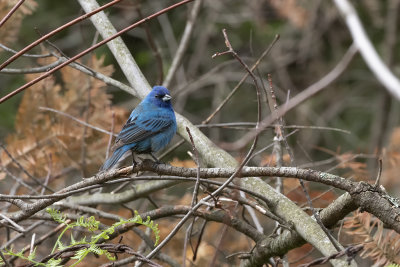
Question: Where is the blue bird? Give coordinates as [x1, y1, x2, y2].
[101, 86, 177, 171]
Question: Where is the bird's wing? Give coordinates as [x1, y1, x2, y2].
[116, 111, 174, 145]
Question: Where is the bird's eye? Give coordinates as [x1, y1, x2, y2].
[155, 94, 163, 98]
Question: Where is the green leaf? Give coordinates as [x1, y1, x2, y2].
[71, 248, 88, 260]
[104, 250, 116, 261]
[46, 258, 63, 267]
[46, 208, 67, 224]
[27, 247, 37, 261]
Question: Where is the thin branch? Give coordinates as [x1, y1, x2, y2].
[0, 213, 25, 232]
[203, 34, 280, 124]
[241, 193, 357, 267]
[136, 7, 164, 85]
[186, 127, 201, 207]
[0, 43, 51, 58]
[0, 0, 25, 27]
[0, 0, 194, 104]
[57, 56, 136, 95]
[374, 158, 383, 187]
[0, 0, 122, 70]
[196, 122, 351, 134]
[299, 244, 363, 267]
[1, 221, 42, 249]
[183, 127, 202, 267]
[0, 142, 54, 193]
[226, 43, 358, 150]
[39, 107, 117, 136]
[214, 28, 266, 235]
[163, 0, 203, 88]
[0, 166, 39, 194]
[106, 110, 116, 159]
[7, 220, 71, 265]
[0, 58, 64, 74]
[334, 0, 400, 100]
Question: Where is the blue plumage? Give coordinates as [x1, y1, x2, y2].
[101, 86, 177, 171]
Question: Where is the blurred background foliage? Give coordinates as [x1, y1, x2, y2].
[1, 0, 400, 265]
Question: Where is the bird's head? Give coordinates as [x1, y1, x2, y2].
[146, 86, 173, 108]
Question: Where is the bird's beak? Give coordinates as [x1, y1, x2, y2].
[162, 94, 172, 102]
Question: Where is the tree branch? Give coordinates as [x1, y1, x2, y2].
[333, 0, 400, 100]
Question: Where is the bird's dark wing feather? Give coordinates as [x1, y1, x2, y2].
[116, 112, 174, 145]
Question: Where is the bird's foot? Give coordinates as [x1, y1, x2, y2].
[131, 151, 137, 168]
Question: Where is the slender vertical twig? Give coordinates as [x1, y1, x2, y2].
[268, 74, 343, 252]
[40, 154, 52, 195]
[29, 233, 36, 255]
[136, 7, 164, 85]
[163, 0, 203, 88]
[186, 127, 201, 206]
[80, 81, 91, 176]
[182, 127, 201, 267]
[106, 110, 116, 159]
[374, 158, 383, 187]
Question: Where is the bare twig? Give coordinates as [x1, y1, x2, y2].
[267, 74, 284, 193]
[0, 166, 39, 194]
[225, 43, 358, 150]
[29, 233, 36, 255]
[8, 220, 71, 264]
[299, 244, 363, 267]
[196, 122, 351, 134]
[39, 107, 116, 136]
[0, 0, 122, 70]
[0, 43, 51, 58]
[203, 34, 280, 124]
[55, 56, 136, 95]
[106, 110, 116, 159]
[80, 81, 92, 176]
[0, 0, 194, 104]
[214, 28, 266, 235]
[0, 142, 54, 193]
[334, 0, 400, 99]
[1, 58, 64, 74]
[0, 0, 25, 27]
[186, 127, 201, 207]
[1, 221, 42, 249]
[374, 158, 383, 187]
[183, 127, 202, 267]
[136, 7, 164, 85]
[163, 0, 203, 88]
[40, 154, 52, 195]
[0, 213, 25, 232]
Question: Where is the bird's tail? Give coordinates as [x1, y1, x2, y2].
[100, 146, 129, 171]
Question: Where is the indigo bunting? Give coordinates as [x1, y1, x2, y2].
[101, 86, 177, 171]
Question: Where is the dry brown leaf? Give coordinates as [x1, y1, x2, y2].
[269, 0, 309, 28]
[344, 210, 400, 266]
[0, 55, 126, 183]
[0, 0, 37, 46]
